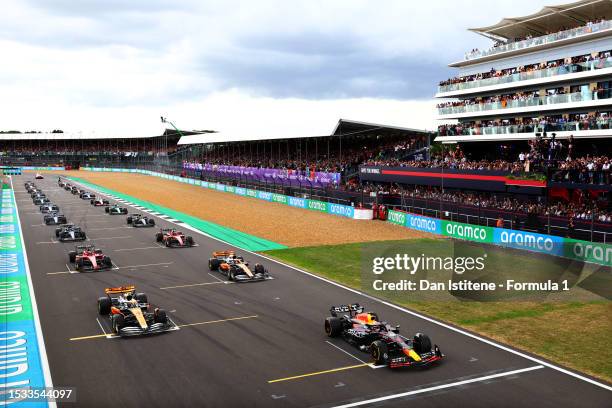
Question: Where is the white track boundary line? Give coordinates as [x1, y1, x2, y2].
[11, 177, 56, 408]
[333, 365, 545, 408]
[67, 177, 612, 392]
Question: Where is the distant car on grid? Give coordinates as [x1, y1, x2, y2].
[127, 214, 155, 227]
[68, 244, 113, 271]
[91, 197, 110, 206]
[40, 203, 59, 213]
[155, 228, 194, 248]
[44, 211, 67, 225]
[55, 224, 87, 242]
[105, 204, 128, 215]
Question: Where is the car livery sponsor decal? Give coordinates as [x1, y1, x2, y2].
[0, 187, 50, 407]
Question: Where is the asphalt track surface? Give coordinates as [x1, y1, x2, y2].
[14, 175, 612, 408]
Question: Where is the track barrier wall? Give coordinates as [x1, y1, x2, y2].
[78, 167, 611, 266]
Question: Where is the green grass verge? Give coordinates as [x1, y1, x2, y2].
[265, 239, 612, 383]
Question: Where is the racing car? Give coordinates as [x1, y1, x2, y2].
[80, 191, 95, 200]
[155, 228, 194, 247]
[91, 197, 110, 206]
[35, 173, 44, 179]
[40, 203, 60, 213]
[33, 195, 50, 205]
[325, 304, 443, 368]
[105, 204, 128, 215]
[55, 224, 87, 241]
[97, 285, 172, 336]
[127, 214, 155, 227]
[208, 250, 270, 282]
[68, 244, 112, 271]
[44, 211, 67, 225]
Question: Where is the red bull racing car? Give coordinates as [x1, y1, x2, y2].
[68, 244, 113, 271]
[325, 304, 443, 368]
[97, 285, 173, 336]
[208, 250, 271, 282]
[155, 228, 194, 247]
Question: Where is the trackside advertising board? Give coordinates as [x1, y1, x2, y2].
[388, 210, 611, 267]
[0, 186, 50, 407]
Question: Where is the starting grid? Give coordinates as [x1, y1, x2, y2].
[0, 183, 51, 407]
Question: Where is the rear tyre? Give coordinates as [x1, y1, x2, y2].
[98, 297, 111, 315]
[371, 340, 389, 365]
[135, 293, 148, 304]
[413, 333, 432, 354]
[111, 314, 125, 334]
[325, 317, 343, 337]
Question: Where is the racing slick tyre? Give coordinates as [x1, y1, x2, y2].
[68, 251, 77, 263]
[112, 313, 125, 334]
[371, 340, 389, 365]
[98, 297, 111, 315]
[105, 207, 110, 213]
[147, 218, 155, 226]
[209, 259, 221, 271]
[155, 232, 163, 242]
[135, 293, 148, 304]
[127, 216, 133, 224]
[413, 333, 432, 354]
[186, 236, 194, 246]
[254, 263, 266, 274]
[154, 308, 168, 324]
[102, 256, 112, 269]
[325, 317, 343, 337]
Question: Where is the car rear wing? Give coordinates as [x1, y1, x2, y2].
[105, 285, 136, 295]
[330, 303, 363, 317]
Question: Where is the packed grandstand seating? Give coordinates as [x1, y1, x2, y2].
[438, 112, 612, 136]
[440, 50, 612, 90]
[464, 18, 611, 60]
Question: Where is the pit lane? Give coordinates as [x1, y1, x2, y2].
[13, 175, 612, 407]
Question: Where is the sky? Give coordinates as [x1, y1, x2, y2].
[0, 0, 552, 137]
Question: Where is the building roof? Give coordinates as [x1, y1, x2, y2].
[176, 119, 432, 145]
[469, 0, 612, 41]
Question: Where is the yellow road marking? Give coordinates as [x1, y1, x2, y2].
[160, 281, 231, 290]
[69, 315, 258, 341]
[268, 363, 370, 383]
[176, 315, 258, 328]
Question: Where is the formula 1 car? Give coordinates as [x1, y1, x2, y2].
[55, 224, 87, 241]
[97, 285, 172, 336]
[33, 196, 50, 205]
[127, 214, 155, 227]
[91, 197, 110, 206]
[35, 173, 44, 179]
[40, 203, 60, 213]
[325, 304, 443, 368]
[208, 250, 270, 282]
[44, 211, 67, 225]
[80, 191, 95, 200]
[105, 204, 128, 215]
[68, 244, 112, 271]
[155, 228, 194, 247]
